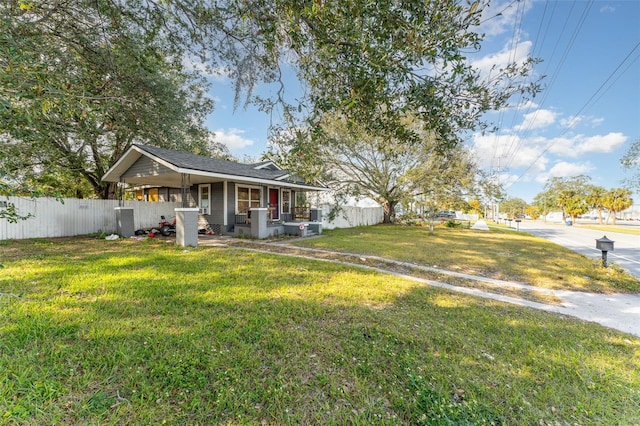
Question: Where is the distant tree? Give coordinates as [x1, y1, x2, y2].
[532, 191, 554, 221]
[468, 199, 483, 216]
[540, 176, 591, 223]
[621, 138, 640, 192]
[585, 185, 607, 224]
[525, 205, 542, 220]
[602, 188, 633, 225]
[402, 142, 480, 218]
[266, 113, 479, 223]
[500, 197, 528, 219]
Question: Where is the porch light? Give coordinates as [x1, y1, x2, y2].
[595, 235, 615, 267]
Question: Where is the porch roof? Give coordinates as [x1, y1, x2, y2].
[102, 144, 328, 191]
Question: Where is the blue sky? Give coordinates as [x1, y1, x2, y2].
[204, 0, 640, 204]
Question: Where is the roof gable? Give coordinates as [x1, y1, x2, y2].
[102, 144, 327, 191]
[136, 144, 288, 181]
[251, 160, 281, 171]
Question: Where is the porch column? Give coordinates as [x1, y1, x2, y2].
[310, 208, 323, 222]
[250, 208, 268, 239]
[115, 207, 134, 237]
[175, 207, 199, 247]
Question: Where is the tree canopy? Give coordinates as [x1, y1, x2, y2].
[2, 0, 541, 202]
[267, 113, 481, 223]
[1, 0, 214, 199]
[621, 138, 640, 193]
[533, 176, 633, 224]
[499, 197, 527, 219]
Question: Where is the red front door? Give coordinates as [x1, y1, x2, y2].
[269, 189, 279, 220]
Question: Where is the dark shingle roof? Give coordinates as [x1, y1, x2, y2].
[136, 144, 291, 181]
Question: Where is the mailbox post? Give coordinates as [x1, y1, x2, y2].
[595, 235, 615, 267]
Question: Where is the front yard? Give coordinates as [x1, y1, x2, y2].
[292, 224, 640, 293]
[0, 234, 639, 424]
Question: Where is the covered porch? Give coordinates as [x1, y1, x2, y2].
[102, 144, 327, 245]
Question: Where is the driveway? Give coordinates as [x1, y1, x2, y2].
[516, 220, 640, 280]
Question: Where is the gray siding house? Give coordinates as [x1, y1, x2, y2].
[102, 144, 327, 236]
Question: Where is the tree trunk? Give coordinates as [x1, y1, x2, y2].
[97, 182, 119, 200]
[381, 200, 396, 223]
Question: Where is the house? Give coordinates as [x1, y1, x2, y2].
[102, 144, 327, 238]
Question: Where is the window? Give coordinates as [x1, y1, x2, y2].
[237, 186, 261, 213]
[199, 184, 210, 215]
[148, 188, 159, 202]
[281, 190, 291, 214]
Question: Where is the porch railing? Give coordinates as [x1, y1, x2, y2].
[235, 213, 249, 225]
[235, 207, 311, 225]
[294, 206, 311, 221]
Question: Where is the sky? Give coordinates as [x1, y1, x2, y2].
[203, 0, 640, 204]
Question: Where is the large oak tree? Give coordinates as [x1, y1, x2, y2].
[2, 0, 541, 201]
[1, 0, 214, 199]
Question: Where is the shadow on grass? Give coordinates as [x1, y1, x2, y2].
[2, 242, 639, 425]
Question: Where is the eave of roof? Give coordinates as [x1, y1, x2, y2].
[102, 144, 328, 191]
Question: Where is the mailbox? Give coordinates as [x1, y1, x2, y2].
[595, 236, 614, 252]
[595, 235, 615, 267]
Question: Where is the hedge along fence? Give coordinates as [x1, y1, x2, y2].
[0, 197, 182, 240]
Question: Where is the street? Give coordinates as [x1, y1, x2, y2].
[516, 220, 640, 280]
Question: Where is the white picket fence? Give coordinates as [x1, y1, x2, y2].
[0, 197, 181, 240]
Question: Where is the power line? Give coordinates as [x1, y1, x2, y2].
[502, 0, 593, 174]
[510, 40, 640, 185]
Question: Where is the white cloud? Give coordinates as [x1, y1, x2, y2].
[515, 109, 557, 131]
[560, 115, 584, 129]
[470, 132, 547, 172]
[577, 132, 627, 154]
[471, 40, 533, 77]
[476, 0, 535, 38]
[512, 99, 539, 110]
[536, 161, 594, 183]
[213, 128, 255, 151]
[548, 132, 627, 157]
[560, 115, 605, 129]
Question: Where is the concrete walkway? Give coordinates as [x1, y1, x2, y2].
[200, 236, 640, 338]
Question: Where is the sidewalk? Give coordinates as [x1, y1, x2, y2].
[201, 236, 640, 338]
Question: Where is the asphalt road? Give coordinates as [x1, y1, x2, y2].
[516, 220, 640, 280]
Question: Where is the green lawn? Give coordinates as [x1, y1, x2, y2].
[292, 224, 640, 293]
[575, 223, 640, 236]
[1, 236, 639, 425]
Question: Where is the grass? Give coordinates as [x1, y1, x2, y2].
[291, 224, 640, 293]
[0, 236, 639, 425]
[574, 223, 640, 236]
